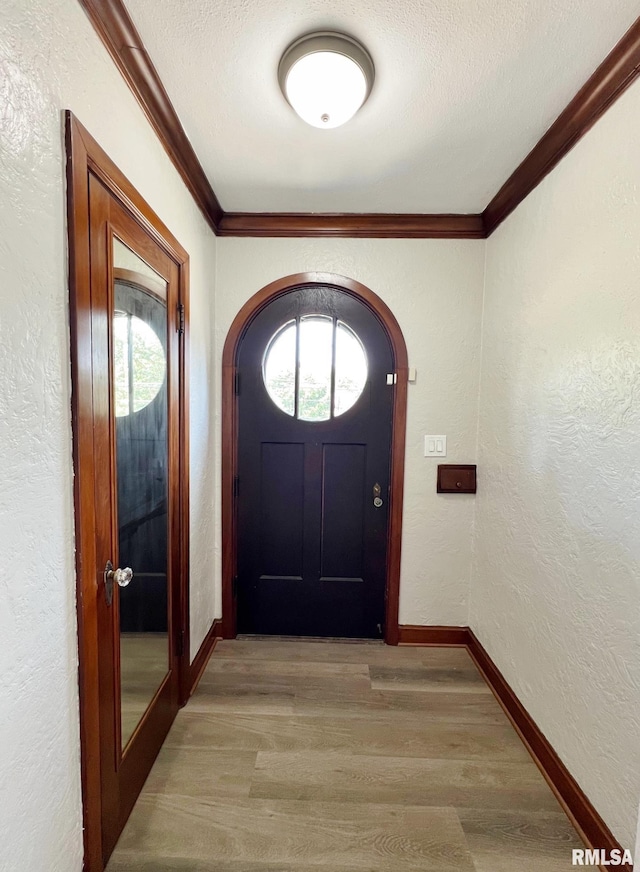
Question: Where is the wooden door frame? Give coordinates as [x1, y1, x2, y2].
[221, 273, 408, 645]
[65, 112, 191, 871]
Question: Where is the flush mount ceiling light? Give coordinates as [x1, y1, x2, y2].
[278, 32, 375, 129]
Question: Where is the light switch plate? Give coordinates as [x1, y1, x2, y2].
[424, 435, 447, 457]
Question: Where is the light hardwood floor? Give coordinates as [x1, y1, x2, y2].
[107, 638, 585, 871]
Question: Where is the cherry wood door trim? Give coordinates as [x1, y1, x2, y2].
[77, 0, 223, 233]
[484, 15, 640, 234]
[217, 212, 486, 239]
[221, 272, 408, 644]
[66, 111, 191, 871]
[397, 625, 469, 646]
[177, 255, 192, 707]
[466, 629, 632, 870]
[66, 110, 103, 872]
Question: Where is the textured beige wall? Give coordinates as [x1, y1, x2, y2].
[471, 78, 640, 849]
[214, 238, 486, 626]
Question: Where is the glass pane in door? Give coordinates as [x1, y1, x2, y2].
[112, 237, 170, 749]
[298, 315, 333, 421]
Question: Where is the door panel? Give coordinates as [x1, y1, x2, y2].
[237, 286, 393, 639]
[321, 443, 366, 581]
[88, 174, 182, 862]
[260, 442, 305, 579]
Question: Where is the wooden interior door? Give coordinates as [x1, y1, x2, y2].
[88, 173, 183, 862]
[236, 286, 394, 638]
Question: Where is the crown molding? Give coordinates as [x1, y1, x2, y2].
[218, 212, 486, 238]
[77, 0, 223, 231]
[484, 15, 640, 235]
[80, 1, 640, 239]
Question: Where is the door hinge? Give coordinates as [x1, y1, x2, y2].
[176, 302, 185, 335]
[177, 628, 185, 658]
[234, 370, 241, 395]
[233, 474, 240, 498]
[233, 575, 238, 598]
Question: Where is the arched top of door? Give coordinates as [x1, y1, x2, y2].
[222, 272, 408, 371]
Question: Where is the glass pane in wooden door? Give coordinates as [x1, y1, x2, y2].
[112, 237, 170, 749]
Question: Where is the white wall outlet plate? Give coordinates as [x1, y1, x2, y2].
[424, 435, 447, 457]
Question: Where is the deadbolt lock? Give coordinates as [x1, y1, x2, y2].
[373, 482, 383, 508]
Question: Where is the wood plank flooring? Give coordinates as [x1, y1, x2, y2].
[107, 639, 585, 871]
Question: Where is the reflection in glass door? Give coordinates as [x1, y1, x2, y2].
[112, 238, 170, 749]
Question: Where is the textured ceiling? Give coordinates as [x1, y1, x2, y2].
[124, 0, 639, 214]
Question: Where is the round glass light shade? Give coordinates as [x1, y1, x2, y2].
[279, 33, 374, 129]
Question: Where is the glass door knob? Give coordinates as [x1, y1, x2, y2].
[111, 566, 133, 587]
[104, 560, 134, 606]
